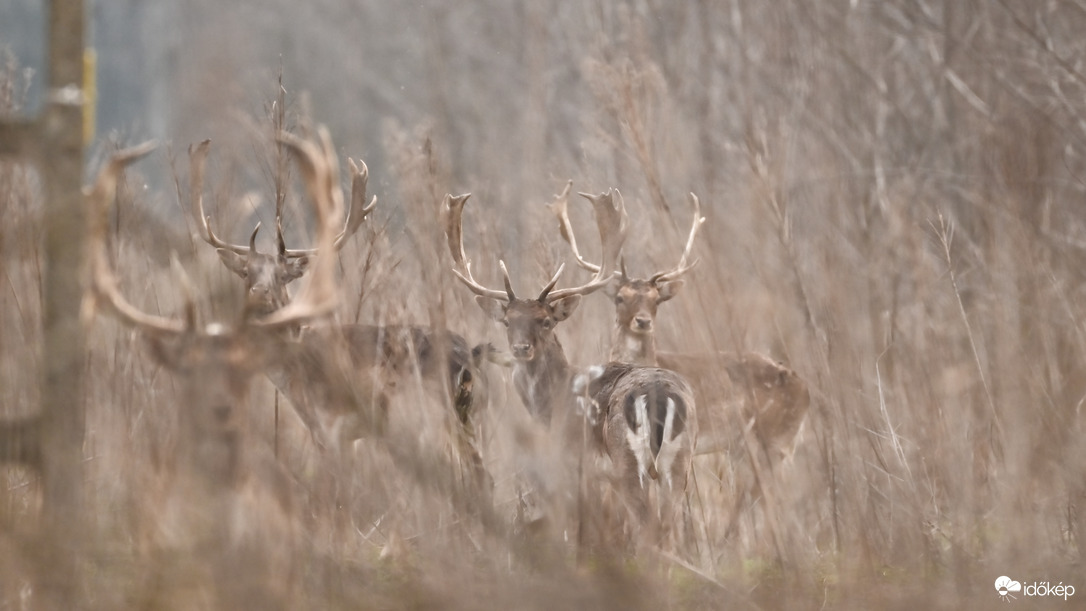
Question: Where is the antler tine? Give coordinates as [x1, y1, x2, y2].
[546, 188, 629, 301]
[89, 141, 188, 336]
[188, 140, 253, 256]
[256, 126, 344, 328]
[548, 180, 601, 274]
[341, 157, 378, 246]
[500, 260, 517, 301]
[651, 192, 705, 283]
[442, 192, 510, 301]
[535, 263, 565, 302]
[280, 155, 375, 258]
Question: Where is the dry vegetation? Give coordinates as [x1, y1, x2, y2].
[2, 1, 1086, 609]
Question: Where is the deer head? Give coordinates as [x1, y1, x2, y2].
[187, 139, 374, 318]
[551, 190, 704, 364]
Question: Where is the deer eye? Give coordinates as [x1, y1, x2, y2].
[541, 318, 554, 330]
[614, 295, 625, 305]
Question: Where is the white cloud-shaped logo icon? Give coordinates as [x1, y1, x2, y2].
[995, 576, 1022, 601]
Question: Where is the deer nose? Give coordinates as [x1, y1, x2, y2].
[634, 316, 653, 330]
[511, 343, 534, 360]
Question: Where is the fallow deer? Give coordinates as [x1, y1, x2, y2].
[572, 362, 695, 528]
[442, 186, 626, 430]
[86, 128, 344, 610]
[446, 184, 697, 542]
[551, 184, 704, 366]
[550, 188, 809, 464]
[186, 141, 491, 464]
[187, 138, 373, 322]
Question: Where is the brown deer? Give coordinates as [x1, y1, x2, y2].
[186, 141, 492, 466]
[445, 184, 699, 543]
[550, 189, 809, 464]
[442, 186, 626, 430]
[86, 129, 344, 610]
[572, 362, 695, 530]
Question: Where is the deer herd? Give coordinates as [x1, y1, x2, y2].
[81, 122, 810, 580]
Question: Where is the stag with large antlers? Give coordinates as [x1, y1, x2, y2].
[188, 138, 374, 320]
[87, 129, 344, 610]
[445, 184, 701, 545]
[186, 141, 492, 469]
[551, 188, 809, 464]
[443, 185, 626, 428]
[551, 185, 702, 365]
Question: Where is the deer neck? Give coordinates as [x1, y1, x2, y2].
[610, 324, 657, 366]
[179, 422, 245, 492]
[512, 337, 572, 426]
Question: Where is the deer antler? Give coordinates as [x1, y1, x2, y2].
[188, 139, 253, 256]
[649, 192, 704, 283]
[548, 180, 601, 274]
[554, 187, 700, 284]
[256, 127, 345, 329]
[550, 183, 631, 277]
[442, 193, 512, 301]
[445, 183, 627, 304]
[281, 156, 376, 257]
[189, 139, 373, 259]
[543, 187, 628, 302]
[89, 141, 189, 336]
[92, 130, 344, 337]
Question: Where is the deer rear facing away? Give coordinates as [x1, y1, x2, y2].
[573, 362, 695, 527]
[550, 188, 810, 462]
[87, 128, 345, 610]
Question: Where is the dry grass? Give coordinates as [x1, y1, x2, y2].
[3, 2, 1086, 609]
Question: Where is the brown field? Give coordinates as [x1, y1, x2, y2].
[2, 2, 1084, 609]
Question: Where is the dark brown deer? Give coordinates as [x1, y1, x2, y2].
[551, 189, 809, 464]
[87, 129, 344, 610]
[442, 185, 626, 429]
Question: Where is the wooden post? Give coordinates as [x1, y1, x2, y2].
[0, 1, 87, 607]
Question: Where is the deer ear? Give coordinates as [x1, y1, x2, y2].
[550, 294, 582, 322]
[474, 296, 506, 322]
[282, 255, 310, 281]
[655, 279, 685, 303]
[216, 249, 248, 278]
